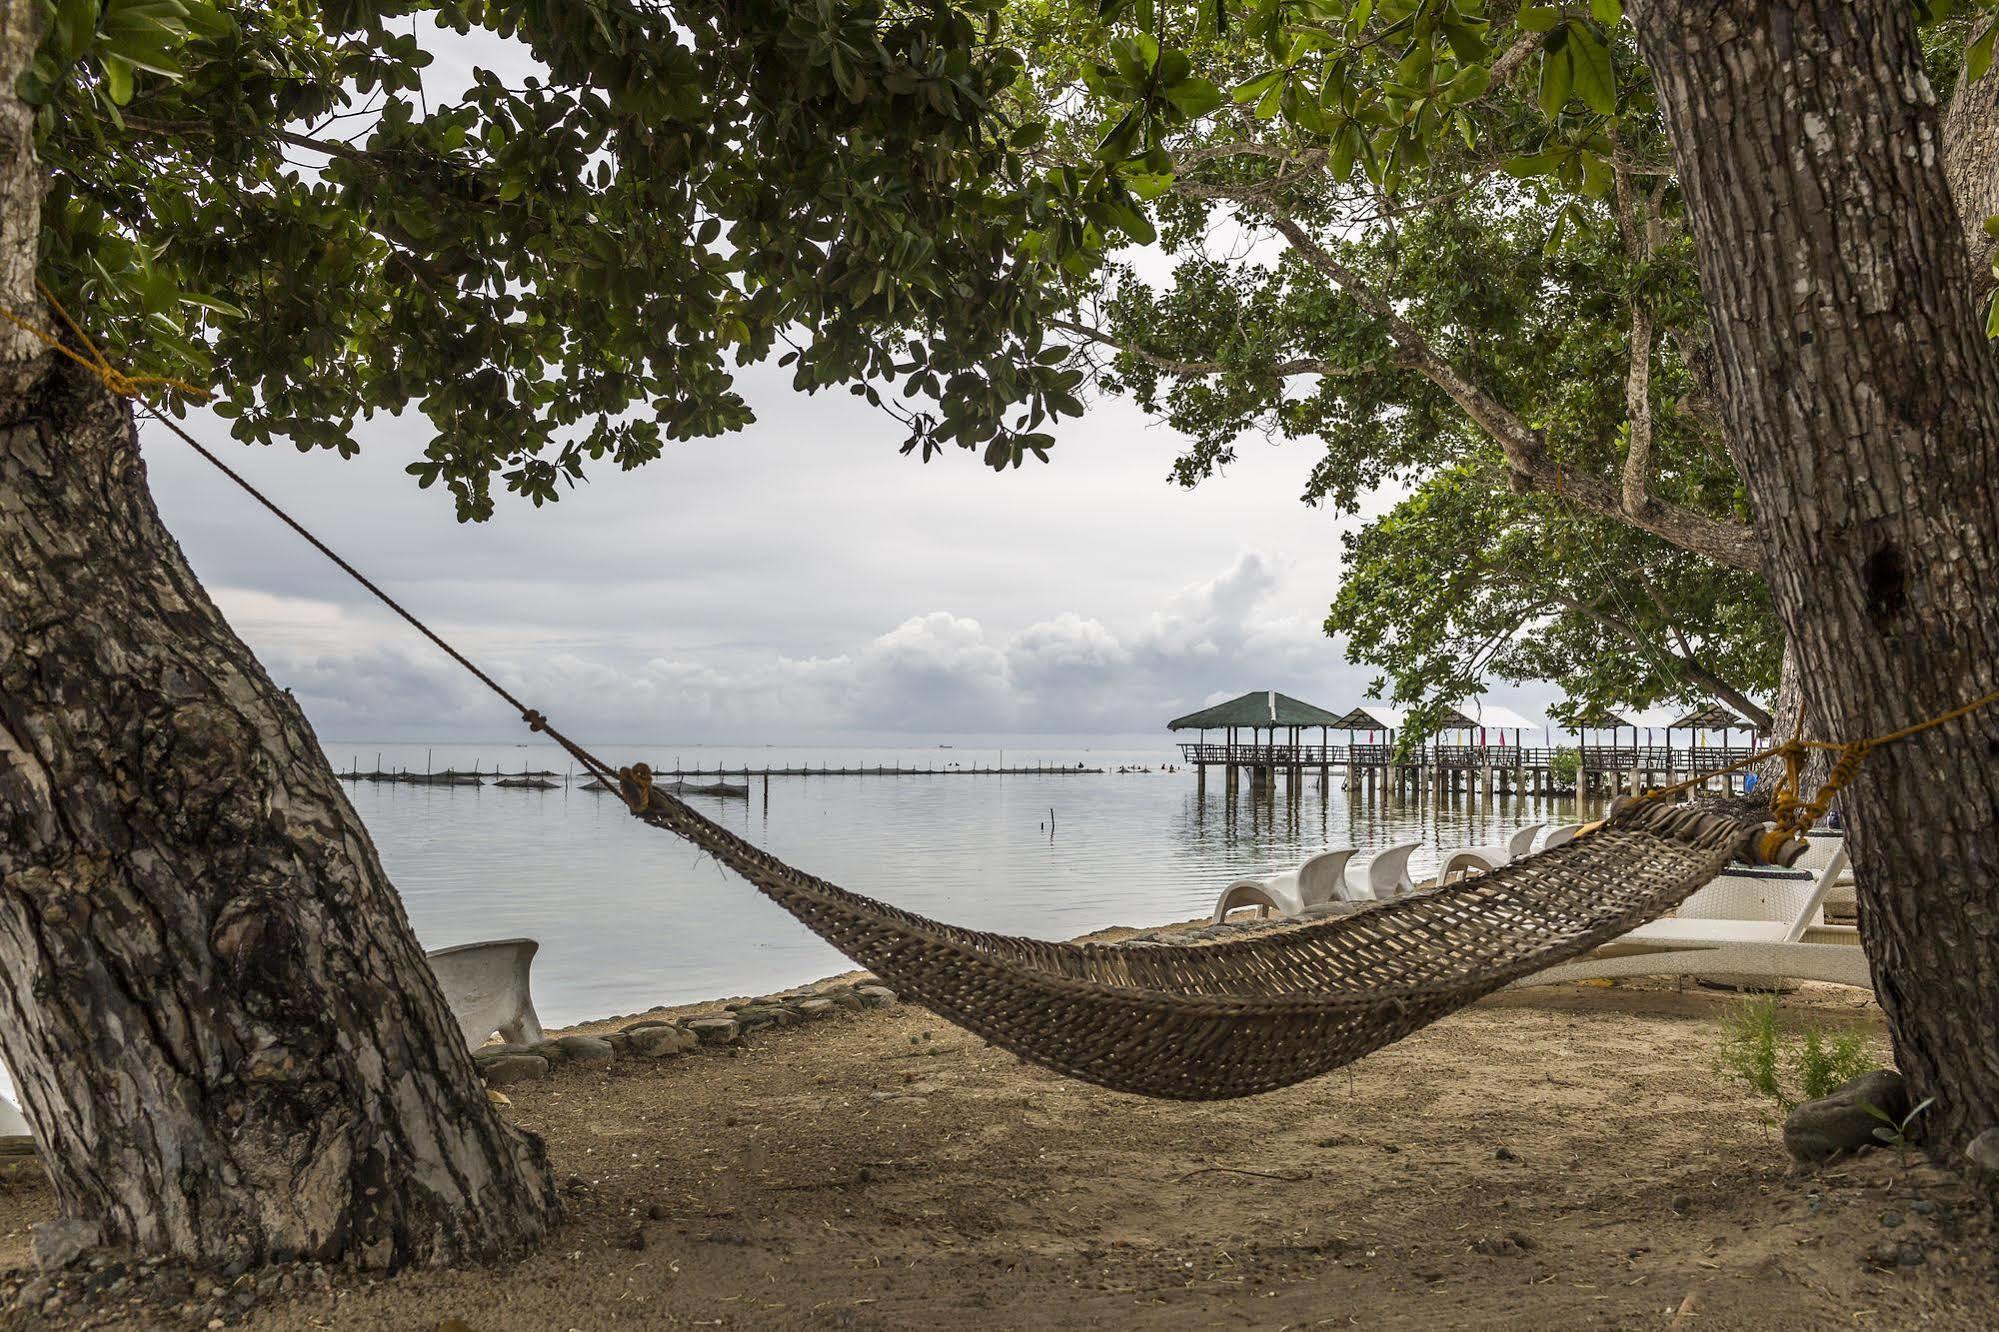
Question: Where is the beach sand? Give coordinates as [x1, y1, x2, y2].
[1, 973, 1992, 1329]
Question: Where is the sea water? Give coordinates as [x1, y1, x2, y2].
[333, 739, 1588, 1026]
[0, 738, 1586, 1106]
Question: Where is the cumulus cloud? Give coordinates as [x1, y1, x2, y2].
[220, 546, 1375, 742]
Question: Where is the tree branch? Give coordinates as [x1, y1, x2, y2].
[1263, 211, 1763, 571]
[1049, 316, 1379, 380]
[1527, 583, 1773, 730]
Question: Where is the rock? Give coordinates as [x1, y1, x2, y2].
[552, 1035, 615, 1067]
[732, 1006, 779, 1032]
[1966, 1127, 1999, 1174]
[1881, 1211, 1904, 1228]
[855, 985, 898, 1009]
[686, 1016, 741, 1045]
[476, 1054, 551, 1087]
[1782, 1069, 1907, 1163]
[621, 1019, 676, 1036]
[825, 989, 864, 1011]
[629, 1025, 696, 1058]
[471, 1043, 534, 1062]
[528, 1039, 571, 1065]
[605, 1032, 632, 1055]
[1493, 1146, 1516, 1162]
[794, 997, 837, 1019]
[31, 1219, 97, 1272]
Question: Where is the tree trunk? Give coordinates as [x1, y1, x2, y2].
[0, 11, 556, 1265]
[0, 365, 560, 1267]
[1633, 0, 1999, 1159]
[1943, 61, 1999, 300]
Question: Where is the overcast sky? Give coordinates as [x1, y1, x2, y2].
[136, 18, 1558, 747]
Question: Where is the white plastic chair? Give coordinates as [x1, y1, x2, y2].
[1434, 823, 1545, 885]
[1212, 848, 1361, 922]
[1541, 822, 1583, 849]
[1358, 842, 1420, 900]
[425, 938, 547, 1048]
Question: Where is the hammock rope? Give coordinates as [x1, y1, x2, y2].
[13, 293, 1999, 1098]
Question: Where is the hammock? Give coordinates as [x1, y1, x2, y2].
[615, 776, 1762, 1100]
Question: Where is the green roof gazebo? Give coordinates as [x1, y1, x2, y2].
[1167, 690, 1347, 791]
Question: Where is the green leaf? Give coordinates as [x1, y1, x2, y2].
[1232, 69, 1283, 104]
[1568, 25, 1617, 115]
[1516, 5, 1564, 33]
[1537, 46, 1573, 118]
[101, 53, 134, 106]
[1590, 0, 1623, 24]
[1969, 21, 1998, 83]
[1166, 76, 1225, 118]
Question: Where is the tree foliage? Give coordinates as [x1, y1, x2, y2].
[26, 0, 1151, 517]
[1019, 0, 1998, 727]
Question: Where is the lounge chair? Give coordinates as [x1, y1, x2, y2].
[1212, 848, 1361, 922]
[1522, 841, 1870, 989]
[1434, 823, 1545, 885]
[1541, 822, 1583, 849]
[425, 938, 547, 1048]
[1356, 841, 1420, 901]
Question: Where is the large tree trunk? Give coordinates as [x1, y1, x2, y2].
[0, 365, 560, 1268]
[1633, 0, 1999, 1158]
[0, 9, 557, 1267]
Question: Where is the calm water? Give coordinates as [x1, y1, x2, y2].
[332, 739, 1591, 1027]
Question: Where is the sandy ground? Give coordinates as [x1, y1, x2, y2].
[3, 971, 1993, 1330]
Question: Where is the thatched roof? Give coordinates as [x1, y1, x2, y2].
[1166, 691, 1348, 731]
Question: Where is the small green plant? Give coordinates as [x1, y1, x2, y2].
[1714, 997, 1877, 1112]
[1861, 1096, 1936, 1162]
[1550, 747, 1581, 785]
[1796, 1024, 1872, 1102]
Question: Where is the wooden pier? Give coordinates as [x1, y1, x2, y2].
[1168, 692, 1763, 802]
[337, 760, 1105, 785]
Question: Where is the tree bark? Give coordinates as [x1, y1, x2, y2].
[0, 8, 557, 1267]
[1943, 63, 1999, 300]
[1633, 0, 1999, 1159]
[0, 365, 560, 1268]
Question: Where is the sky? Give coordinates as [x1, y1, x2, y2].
[137, 15, 1558, 747]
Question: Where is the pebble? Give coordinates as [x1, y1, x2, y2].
[1493, 1146, 1516, 1162]
[1881, 1211, 1904, 1228]
[1966, 1127, 1999, 1174]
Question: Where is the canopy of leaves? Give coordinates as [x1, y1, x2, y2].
[1329, 466, 1779, 726]
[1004, 0, 1994, 726]
[27, 0, 1156, 517]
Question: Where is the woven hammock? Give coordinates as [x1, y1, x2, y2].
[617, 779, 1764, 1100]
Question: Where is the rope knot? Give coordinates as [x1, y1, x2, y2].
[521, 709, 547, 733]
[617, 763, 654, 814]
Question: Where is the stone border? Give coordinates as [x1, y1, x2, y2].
[472, 982, 900, 1088]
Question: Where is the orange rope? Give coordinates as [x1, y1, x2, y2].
[1, 283, 210, 403]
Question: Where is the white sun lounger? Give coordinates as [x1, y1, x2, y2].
[1524, 841, 1871, 989]
[426, 937, 547, 1048]
[1435, 823, 1545, 885]
[1212, 848, 1362, 922]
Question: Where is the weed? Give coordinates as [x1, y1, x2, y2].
[1715, 996, 1876, 1112]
